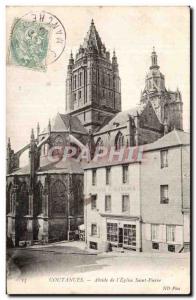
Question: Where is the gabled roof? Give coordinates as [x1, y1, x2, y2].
[41, 113, 88, 135]
[59, 114, 88, 134]
[96, 104, 146, 134]
[144, 129, 190, 152]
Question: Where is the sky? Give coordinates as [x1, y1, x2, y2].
[6, 6, 190, 165]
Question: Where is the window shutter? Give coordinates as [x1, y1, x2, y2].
[145, 223, 151, 241]
[175, 226, 183, 244]
[159, 225, 166, 242]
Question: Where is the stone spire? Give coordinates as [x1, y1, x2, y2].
[81, 19, 104, 54]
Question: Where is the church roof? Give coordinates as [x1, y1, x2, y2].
[84, 130, 190, 170]
[41, 113, 88, 135]
[144, 129, 190, 152]
[9, 165, 30, 176]
[82, 19, 104, 54]
[10, 158, 84, 176]
[37, 158, 84, 174]
[96, 104, 146, 134]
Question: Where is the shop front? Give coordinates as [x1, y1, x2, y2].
[106, 217, 141, 251]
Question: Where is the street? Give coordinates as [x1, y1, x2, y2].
[7, 241, 190, 279]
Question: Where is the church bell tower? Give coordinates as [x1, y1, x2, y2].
[65, 19, 121, 132]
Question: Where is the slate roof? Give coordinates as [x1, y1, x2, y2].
[41, 112, 88, 135]
[144, 129, 190, 152]
[82, 20, 104, 54]
[37, 158, 84, 174]
[97, 104, 146, 134]
[84, 129, 190, 169]
[8, 165, 30, 176]
[10, 158, 84, 176]
[9, 130, 190, 175]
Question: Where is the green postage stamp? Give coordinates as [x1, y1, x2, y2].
[9, 18, 51, 71]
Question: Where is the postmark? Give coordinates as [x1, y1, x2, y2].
[8, 11, 66, 71]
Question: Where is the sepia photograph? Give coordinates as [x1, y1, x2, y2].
[6, 5, 190, 295]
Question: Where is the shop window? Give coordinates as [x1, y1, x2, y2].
[107, 223, 118, 242]
[123, 224, 136, 248]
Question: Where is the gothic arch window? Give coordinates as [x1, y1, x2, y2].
[75, 179, 83, 215]
[50, 180, 67, 217]
[115, 131, 124, 150]
[7, 183, 13, 214]
[35, 182, 43, 216]
[18, 182, 29, 216]
[95, 137, 104, 154]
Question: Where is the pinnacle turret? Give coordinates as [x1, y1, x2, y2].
[31, 128, 35, 141]
[48, 119, 51, 133]
[37, 122, 40, 139]
[150, 46, 159, 69]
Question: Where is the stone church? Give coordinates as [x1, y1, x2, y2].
[6, 20, 183, 246]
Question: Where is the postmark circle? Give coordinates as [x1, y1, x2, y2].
[21, 11, 66, 65]
[10, 11, 66, 70]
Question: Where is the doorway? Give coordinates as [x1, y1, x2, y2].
[118, 227, 123, 247]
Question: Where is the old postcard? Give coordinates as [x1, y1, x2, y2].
[6, 6, 191, 295]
